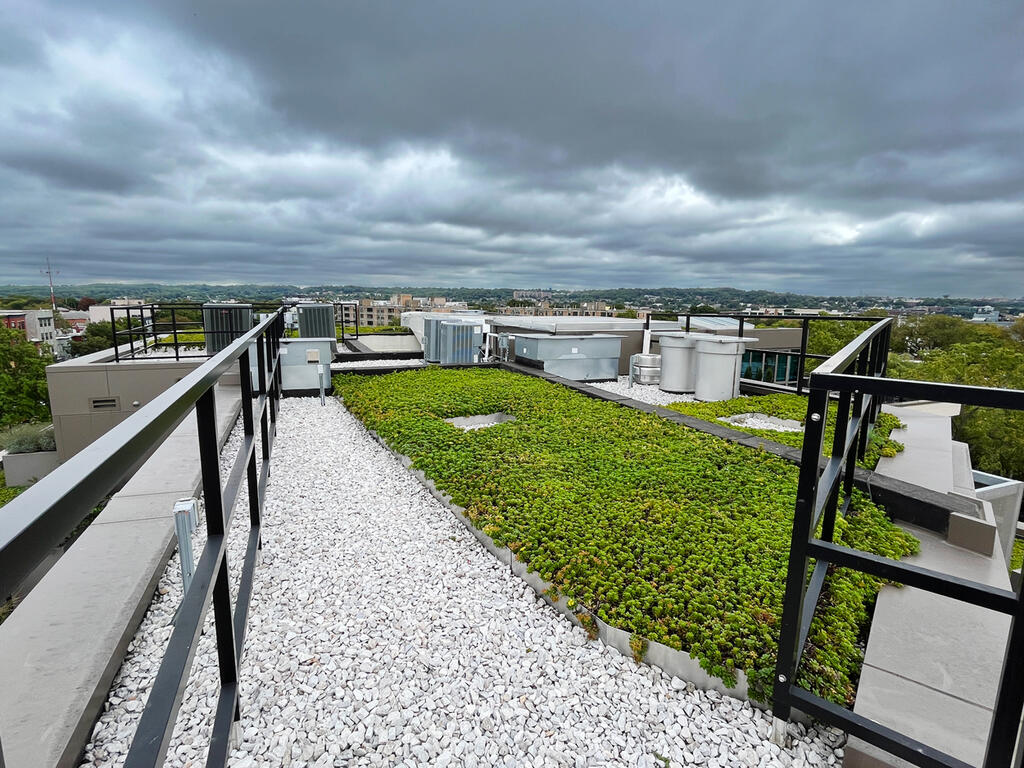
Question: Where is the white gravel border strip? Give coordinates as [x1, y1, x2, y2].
[84, 398, 842, 768]
[590, 376, 697, 407]
[331, 358, 426, 370]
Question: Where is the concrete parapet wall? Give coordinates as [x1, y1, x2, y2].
[47, 346, 204, 461]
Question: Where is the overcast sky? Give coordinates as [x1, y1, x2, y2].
[1, 1, 1022, 296]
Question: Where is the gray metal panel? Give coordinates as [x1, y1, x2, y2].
[297, 304, 335, 338]
[422, 317, 443, 362]
[439, 322, 483, 364]
[542, 357, 619, 381]
[202, 303, 253, 354]
[514, 334, 624, 362]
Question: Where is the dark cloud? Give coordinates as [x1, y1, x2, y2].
[0, 0, 1022, 295]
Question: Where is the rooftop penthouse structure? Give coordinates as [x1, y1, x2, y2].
[1, 305, 1023, 768]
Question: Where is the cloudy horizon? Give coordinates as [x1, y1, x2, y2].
[1, 1, 1022, 296]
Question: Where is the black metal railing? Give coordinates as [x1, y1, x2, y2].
[0, 308, 285, 767]
[110, 303, 287, 362]
[677, 313, 885, 394]
[773, 317, 1024, 768]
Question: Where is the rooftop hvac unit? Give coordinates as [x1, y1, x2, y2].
[439, 321, 483, 364]
[202, 303, 253, 354]
[514, 333, 624, 381]
[422, 317, 444, 362]
[297, 303, 335, 339]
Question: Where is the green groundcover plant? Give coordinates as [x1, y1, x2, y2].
[334, 368, 918, 705]
[667, 393, 905, 470]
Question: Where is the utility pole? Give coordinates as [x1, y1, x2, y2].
[41, 257, 59, 313]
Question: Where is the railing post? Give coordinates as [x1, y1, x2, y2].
[796, 318, 809, 395]
[195, 389, 241, 726]
[171, 306, 180, 362]
[240, 349, 261, 544]
[854, 347, 871, 461]
[984, 584, 1024, 768]
[111, 305, 119, 363]
[257, 331, 270, 462]
[773, 385, 830, 723]
[685, 314, 691, 333]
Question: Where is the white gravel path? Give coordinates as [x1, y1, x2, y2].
[82, 398, 842, 768]
[590, 376, 696, 407]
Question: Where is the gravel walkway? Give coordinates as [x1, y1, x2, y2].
[590, 376, 696, 407]
[82, 398, 842, 768]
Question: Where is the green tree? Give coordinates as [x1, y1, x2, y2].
[69, 321, 116, 357]
[0, 327, 52, 428]
[890, 314, 1005, 355]
[888, 339, 1024, 481]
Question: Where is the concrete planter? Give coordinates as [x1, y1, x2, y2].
[4, 450, 60, 486]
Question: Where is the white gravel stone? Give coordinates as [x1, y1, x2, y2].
[590, 376, 696, 406]
[719, 413, 804, 433]
[82, 397, 841, 768]
[331, 358, 426, 370]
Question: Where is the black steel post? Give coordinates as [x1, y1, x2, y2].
[685, 315, 691, 333]
[738, 317, 745, 339]
[240, 349, 261, 538]
[171, 307, 180, 362]
[984, 585, 1024, 768]
[854, 348, 871, 461]
[111, 306, 120, 363]
[195, 390, 241, 724]
[796, 318, 809, 395]
[773, 386, 830, 718]
[823, 390, 852, 543]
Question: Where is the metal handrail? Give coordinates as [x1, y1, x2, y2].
[1, 307, 285, 768]
[0, 310, 283, 602]
[772, 317, 1024, 768]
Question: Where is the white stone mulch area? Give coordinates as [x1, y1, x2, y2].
[590, 376, 697, 407]
[331, 359, 426, 370]
[719, 414, 804, 433]
[83, 397, 843, 768]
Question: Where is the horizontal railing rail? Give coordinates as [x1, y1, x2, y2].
[772, 317, 1024, 768]
[0, 308, 285, 767]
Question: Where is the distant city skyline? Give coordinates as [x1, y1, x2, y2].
[1, 2, 1022, 296]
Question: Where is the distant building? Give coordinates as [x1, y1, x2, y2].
[60, 311, 92, 333]
[970, 310, 1001, 323]
[513, 290, 552, 300]
[0, 310, 27, 332]
[88, 298, 147, 324]
[24, 309, 56, 349]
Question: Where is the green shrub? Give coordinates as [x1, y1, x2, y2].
[0, 470, 23, 507]
[1, 423, 55, 454]
[334, 368, 918, 705]
[666, 393, 905, 470]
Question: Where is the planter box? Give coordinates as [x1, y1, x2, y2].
[4, 450, 60, 486]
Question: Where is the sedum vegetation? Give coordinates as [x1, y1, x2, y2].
[666, 393, 905, 470]
[334, 368, 918, 705]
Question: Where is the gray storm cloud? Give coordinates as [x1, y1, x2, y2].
[0, 0, 1022, 295]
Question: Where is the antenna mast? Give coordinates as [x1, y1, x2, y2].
[42, 257, 59, 313]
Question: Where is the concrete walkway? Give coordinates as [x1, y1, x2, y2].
[848, 404, 1010, 767]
